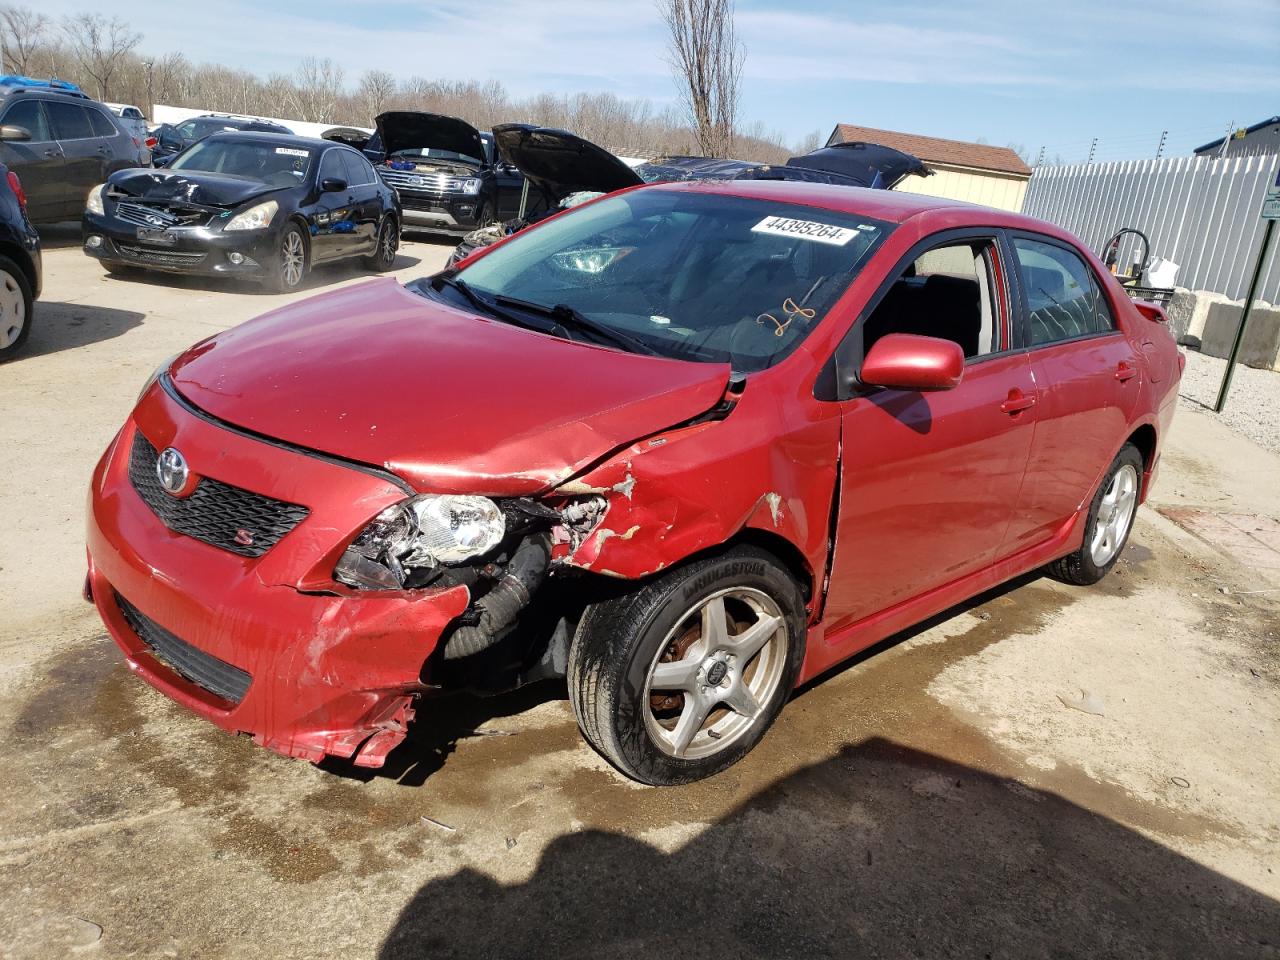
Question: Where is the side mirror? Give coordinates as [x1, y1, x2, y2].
[0, 124, 32, 142]
[152, 154, 173, 167]
[320, 177, 348, 193]
[861, 333, 964, 391]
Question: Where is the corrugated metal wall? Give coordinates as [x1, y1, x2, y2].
[1021, 153, 1280, 303]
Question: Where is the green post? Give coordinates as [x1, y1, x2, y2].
[1214, 218, 1276, 413]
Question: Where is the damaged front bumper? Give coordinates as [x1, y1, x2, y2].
[85, 385, 471, 768]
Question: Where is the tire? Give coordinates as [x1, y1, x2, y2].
[263, 224, 307, 293]
[475, 201, 495, 229]
[364, 216, 398, 272]
[1046, 443, 1143, 586]
[0, 255, 34, 363]
[568, 545, 806, 786]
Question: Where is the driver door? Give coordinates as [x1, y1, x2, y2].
[306, 149, 352, 262]
[822, 233, 1038, 633]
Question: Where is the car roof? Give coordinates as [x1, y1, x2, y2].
[1, 87, 102, 106]
[648, 178, 1074, 237]
[201, 130, 361, 152]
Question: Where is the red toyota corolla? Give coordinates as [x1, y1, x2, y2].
[86, 180, 1182, 785]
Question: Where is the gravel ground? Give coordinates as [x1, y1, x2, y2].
[1178, 349, 1280, 455]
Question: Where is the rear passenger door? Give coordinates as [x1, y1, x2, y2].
[1001, 233, 1142, 556]
[0, 99, 64, 221]
[45, 100, 103, 215]
[339, 150, 382, 254]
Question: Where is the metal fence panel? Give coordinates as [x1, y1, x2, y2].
[1021, 153, 1280, 303]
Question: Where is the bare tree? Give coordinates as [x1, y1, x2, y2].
[356, 69, 395, 123]
[658, 0, 743, 157]
[0, 4, 48, 75]
[795, 129, 821, 155]
[60, 13, 141, 100]
[290, 56, 344, 123]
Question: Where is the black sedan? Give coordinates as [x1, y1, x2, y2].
[82, 132, 401, 292]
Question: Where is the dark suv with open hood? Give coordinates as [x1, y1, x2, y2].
[363, 112, 543, 236]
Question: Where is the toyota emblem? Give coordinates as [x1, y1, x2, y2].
[156, 447, 189, 495]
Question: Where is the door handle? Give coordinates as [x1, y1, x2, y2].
[1115, 362, 1138, 382]
[43, 148, 63, 158]
[1000, 389, 1036, 415]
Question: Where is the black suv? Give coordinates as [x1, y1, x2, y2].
[151, 114, 294, 164]
[0, 158, 42, 361]
[361, 112, 545, 235]
[0, 76, 145, 224]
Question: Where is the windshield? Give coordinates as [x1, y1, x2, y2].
[454, 188, 890, 370]
[169, 139, 314, 186]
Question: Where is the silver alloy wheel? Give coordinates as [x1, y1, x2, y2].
[380, 220, 398, 265]
[281, 231, 305, 288]
[1090, 463, 1139, 566]
[643, 587, 789, 760]
[0, 269, 25, 349]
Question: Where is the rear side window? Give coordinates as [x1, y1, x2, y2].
[0, 99, 51, 140]
[340, 150, 374, 185]
[45, 101, 94, 140]
[87, 108, 117, 138]
[1013, 237, 1114, 345]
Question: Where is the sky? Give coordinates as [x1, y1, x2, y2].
[32, 0, 1280, 162]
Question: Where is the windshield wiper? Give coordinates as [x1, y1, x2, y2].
[429, 274, 543, 332]
[492, 295, 661, 356]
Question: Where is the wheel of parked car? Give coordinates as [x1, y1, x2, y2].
[1046, 443, 1144, 586]
[475, 201, 496, 229]
[0, 255, 33, 363]
[265, 224, 308, 294]
[568, 545, 806, 785]
[366, 216, 399, 272]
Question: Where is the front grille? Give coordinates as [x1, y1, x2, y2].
[128, 432, 309, 558]
[400, 196, 456, 213]
[113, 200, 211, 228]
[376, 167, 470, 194]
[117, 244, 208, 268]
[115, 592, 251, 704]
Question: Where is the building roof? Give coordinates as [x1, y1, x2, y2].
[827, 124, 1032, 177]
[1193, 116, 1280, 155]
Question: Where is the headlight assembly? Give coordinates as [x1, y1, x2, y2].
[86, 184, 105, 216]
[460, 178, 481, 195]
[136, 353, 179, 402]
[335, 494, 506, 590]
[224, 199, 278, 231]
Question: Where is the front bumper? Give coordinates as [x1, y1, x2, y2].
[82, 211, 278, 278]
[393, 190, 483, 234]
[86, 381, 470, 767]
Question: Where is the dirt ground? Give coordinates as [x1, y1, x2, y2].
[1, 229, 1278, 959]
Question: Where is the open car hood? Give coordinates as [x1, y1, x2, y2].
[786, 142, 930, 190]
[373, 111, 486, 163]
[492, 124, 643, 204]
[168, 280, 731, 496]
[320, 126, 372, 151]
[106, 167, 281, 208]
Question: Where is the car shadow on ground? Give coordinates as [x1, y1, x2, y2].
[32, 222, 83, 250]
[18, 300, 144, 360]
[377, 738, 1280, 959]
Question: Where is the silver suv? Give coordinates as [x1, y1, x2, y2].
[0, 80, 145, 224]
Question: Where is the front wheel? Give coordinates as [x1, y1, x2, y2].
[568, 546, 806, 785]
[0, 255, 34, 363]
[1046, 443, 1143, 585]
[263, 224, 307, 293]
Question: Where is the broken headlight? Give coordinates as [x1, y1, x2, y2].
[334, 495, 506, 590]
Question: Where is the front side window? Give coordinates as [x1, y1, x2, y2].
[45, 101, 93, 140]
[454, 189, 891, 370]
[862, 239, 1004, 360]
[1013, 237, 1114, 345]
[1, 100, 51, 141]
[317, 149, 345, 183]
[169, 138, 314, 186]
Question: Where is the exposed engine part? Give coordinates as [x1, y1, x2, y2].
[556, 496, 608, 551]
[441, 532, 552, 660]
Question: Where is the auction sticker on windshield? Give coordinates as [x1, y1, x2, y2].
[275, 147, 309, 157]
[752, 216, 859, 245]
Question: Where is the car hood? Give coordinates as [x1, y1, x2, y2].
[786, 143, 930, 190]
[374, 111, 486, 164]
[492, 124, 643, 204]
[107, 167, 282, 208]
[168, 279, 732, 496]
